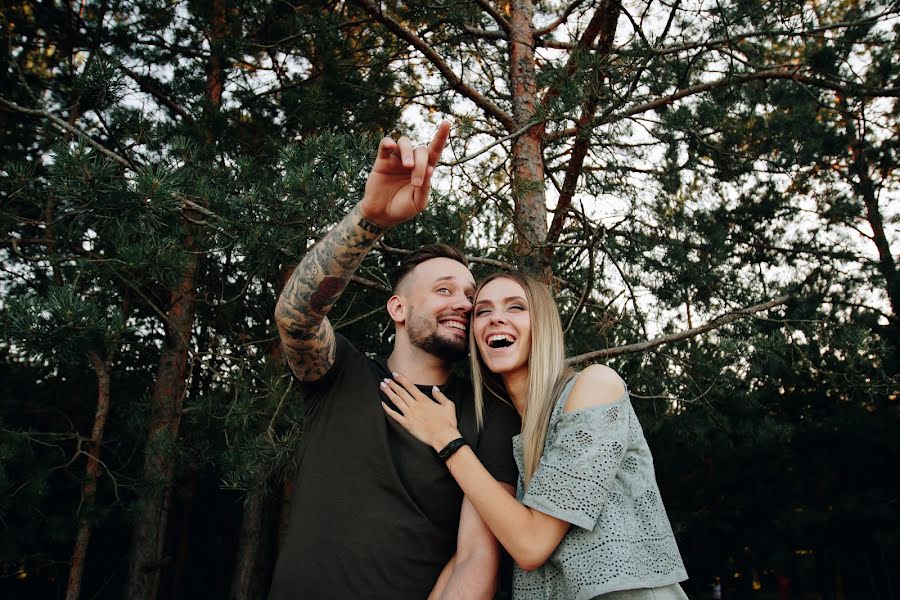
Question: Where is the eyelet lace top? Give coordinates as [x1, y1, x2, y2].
[511, 376, 688, 600]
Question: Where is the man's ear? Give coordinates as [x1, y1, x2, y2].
[386, 294, 406, 324]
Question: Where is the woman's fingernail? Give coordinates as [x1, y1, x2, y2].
[392, 372, 399, 378]
[433, 385, 439, 392]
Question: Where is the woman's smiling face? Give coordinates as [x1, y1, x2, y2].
[472, 277, 532, 378]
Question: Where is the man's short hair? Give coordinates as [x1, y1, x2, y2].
[389, 244, 469, 291]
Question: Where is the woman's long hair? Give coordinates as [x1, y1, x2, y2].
[470, 272, 574, 485]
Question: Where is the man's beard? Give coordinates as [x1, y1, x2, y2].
[407, 311, 468, 362]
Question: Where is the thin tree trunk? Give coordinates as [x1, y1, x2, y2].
[64, 350, 113, 600]
[124, 248, 199, 600]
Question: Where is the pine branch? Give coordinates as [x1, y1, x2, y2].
[131, 35, 208, 59]
[538, 12, 897, 51]
[119, 65, 195, 125]
[0, 97, 132, 168]
[109, 271, 195, 357]
[534, 0, 589, 36]
[350, 0, 515, 131]
[92, 109, 141, 172]
[376, 242, 519, 272]
[350, 275, 392, 295]
[443, 119, 542, 166]
[462, 25, 506, 40]
[568, 294, 794, 364]
[563, 221, 598, 334]
[375, 242, 589, 296]
[538, 67, 900, 140]
[603, 241, 649, 339]
[538, 39, 584, 49]
[612, 229, 865, 262]
[647, 13, 898, 57]
[612, 68, 900, 122]
[540, 0, 618, 110]
[474, 0, 512, 34]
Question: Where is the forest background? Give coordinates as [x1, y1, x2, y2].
[1, 0, 898, 599]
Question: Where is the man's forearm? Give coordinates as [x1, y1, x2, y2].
[432, 555, 497, 600]
[275, 203, 386, 378]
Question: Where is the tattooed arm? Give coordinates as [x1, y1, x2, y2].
[275, 121, 452, 381]
[275, 204, 386, 381]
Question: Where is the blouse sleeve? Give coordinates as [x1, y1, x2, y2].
[521, 395, 630, 530]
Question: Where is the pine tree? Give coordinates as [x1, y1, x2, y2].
[2, 1, 402, 598]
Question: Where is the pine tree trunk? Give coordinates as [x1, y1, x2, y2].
[508, 0, 548, 271]
[124, 248, 199, 600]
[64, 350, 113, 600]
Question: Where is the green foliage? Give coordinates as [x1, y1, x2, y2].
[74, 56, 126, 112]
[5, 285, 126, 364]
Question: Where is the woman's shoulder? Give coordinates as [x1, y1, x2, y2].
[563, 364, 627, 414]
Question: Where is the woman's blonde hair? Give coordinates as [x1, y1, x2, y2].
[470, 271, 573, 485]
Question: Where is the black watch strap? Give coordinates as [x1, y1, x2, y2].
[437, 437, 467, 461]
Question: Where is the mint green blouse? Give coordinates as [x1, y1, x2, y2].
[511, 376, 688, 600]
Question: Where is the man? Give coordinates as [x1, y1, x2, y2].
[269, 121, 520, 599]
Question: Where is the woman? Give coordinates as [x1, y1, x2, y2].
[380, 272, 689, 599]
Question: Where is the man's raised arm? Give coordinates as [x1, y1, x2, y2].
[275, 121, 451, 381]
[275, 204, 385, 381]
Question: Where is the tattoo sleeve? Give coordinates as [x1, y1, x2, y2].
[275, 204, 386, 381]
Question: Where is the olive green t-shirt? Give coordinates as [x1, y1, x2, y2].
[269, 334, 520, 600]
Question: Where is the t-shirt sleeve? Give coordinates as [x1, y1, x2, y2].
[475, 397, 521, 486]
[521, 395, 630, 530]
